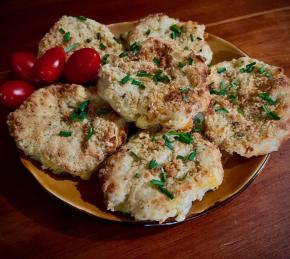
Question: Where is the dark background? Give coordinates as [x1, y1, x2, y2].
[0, 1, 290, 258]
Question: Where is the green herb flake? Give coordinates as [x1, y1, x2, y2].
[152, 70, 170, 84]
[259, 92, 276, 105]
[217, 67, 226, 74]
[153, 57, 160, 66]
[120, 74, 131, 84]
[119, 51, 128, 58]
[163, 135, 174, 150]
[197, 37, 202, 40]
[150, 179, 164, 187]
[169, 24, 182, 39]
[59, 28, 65, 34]
[130, 151, 142, 161]
[215, 107, 229, 113]
[149, 159, 160, 170]
[180, 87, 190, 94]
[65, 43, 78, 53]
[99, 42, 106, 50]
[178, 62, 185, 68]
[113, 36, 121, 44]
[183, 95, 190, 103]
[258, 67, 265, 74]
[229, 94, 238, 104]
[76, 16, 87, 21]
[137, 70, 152, 78]
[159, 172, 168, 183]
[210, 81, 227, 96]
[63, 32, 71, 42]
[192, 113, 204, 132]
[134, 173, 140, 178]
[96, 107, 111, 115]
[59, 131, 72, 137]
[177, 155, 185, 160]
[187, 151, 196, 161]
[190, 33, 194, 42]
[145, 29, 151, 36]
[96, 32, 101, 40]
[262, 104, 280, 120]
[240, 62, 256, 73]
[128, 42, 141, 54]
[101, 54, 110, 65]
[158, 186, 174, 199]
[188, 57, 193, 65]
[69, 100, 90, 121]
[86, 127, 94, 140]
[167, 131, 193, 144]
[237, 107, 245, 116]
[131, 79, 145, 89]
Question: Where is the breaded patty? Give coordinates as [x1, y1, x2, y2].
[205, 57, 290, 157]
[128, 13, 212, 64]
[38, 15, 123, 63]
[7, 84, 127, 180]
[97, 38, 209, 130]
[100, 131, 223, 223]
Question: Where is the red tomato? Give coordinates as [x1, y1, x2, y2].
[64, 48, 101, 84]
[11, 51, 37, 82]
[0, 80, 35, 109]
[35, 47, 66, 83]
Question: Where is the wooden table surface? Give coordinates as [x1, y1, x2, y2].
[1, 1, 290, 258]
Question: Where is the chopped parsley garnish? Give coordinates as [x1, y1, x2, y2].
[183, 96, 190, 102]
[188, 57, 193, 65]
[96, 32, 101, 40]
[131, 79, 145, 89]
[187, 151, 196, 161]
[153, 57, 160, 65]
[262, 104, 280, 120]
[120, 74, 131, 84]
[217, 67, 226, 73]
[258, 67, 272, 78]
[210, 81, 227, 96]
[197, 37, 202, 40]
[99, 42, 106, 50]
[163, 135, 174, 150]
[59, 28, 65, 34]
[76, 16, 87, 21]
[137, 70, 152, 77]
[69, 100, 90, 121]
[229, 80, 238, 88]
[134, 173, 140, 178]
[96, 107, 111, 115]
[130, 151, 142, 161]
[63, 32, 71, 42]
[190, 33, 194, 42]
[237, 107, 245, 116]
[180, 87, 190, 94]
[101, 54, 110, 65]
[229, 94, 238, 104]
[192, 113, 204, 132]
[177, 155, 185, 160]
[150, 179, 164, 187]
[113, 36, 121, 44]
[259, 92, 276, 105]
[150, 179, 174, 199]
[159, 172, 168, 182]
[149, 159, 161, 170]
[178, 62, 185, 68]
[64, 43, 78, 53]
[167, 131, 193, 144]
[59, 131, 72, 137]
[85, 38, 92, 43]
[119, 51, 128, 58]
[170, 24, 182, 39]
[240, 62, 256, 73]
[145, 29, 151, 36]
[128, 42, 141, 53]
[258, 67, 265, 74]
[152, 70, 170, 84]
[86, 127, 94, 140]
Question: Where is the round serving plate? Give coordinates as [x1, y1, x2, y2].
[2, 20, 270, 226]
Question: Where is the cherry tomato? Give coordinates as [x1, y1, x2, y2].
[64, 48, 101, 84]
[11, 51, 37, 82]
[35, 47, 66, 83]
[0, 80, 34, 109]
